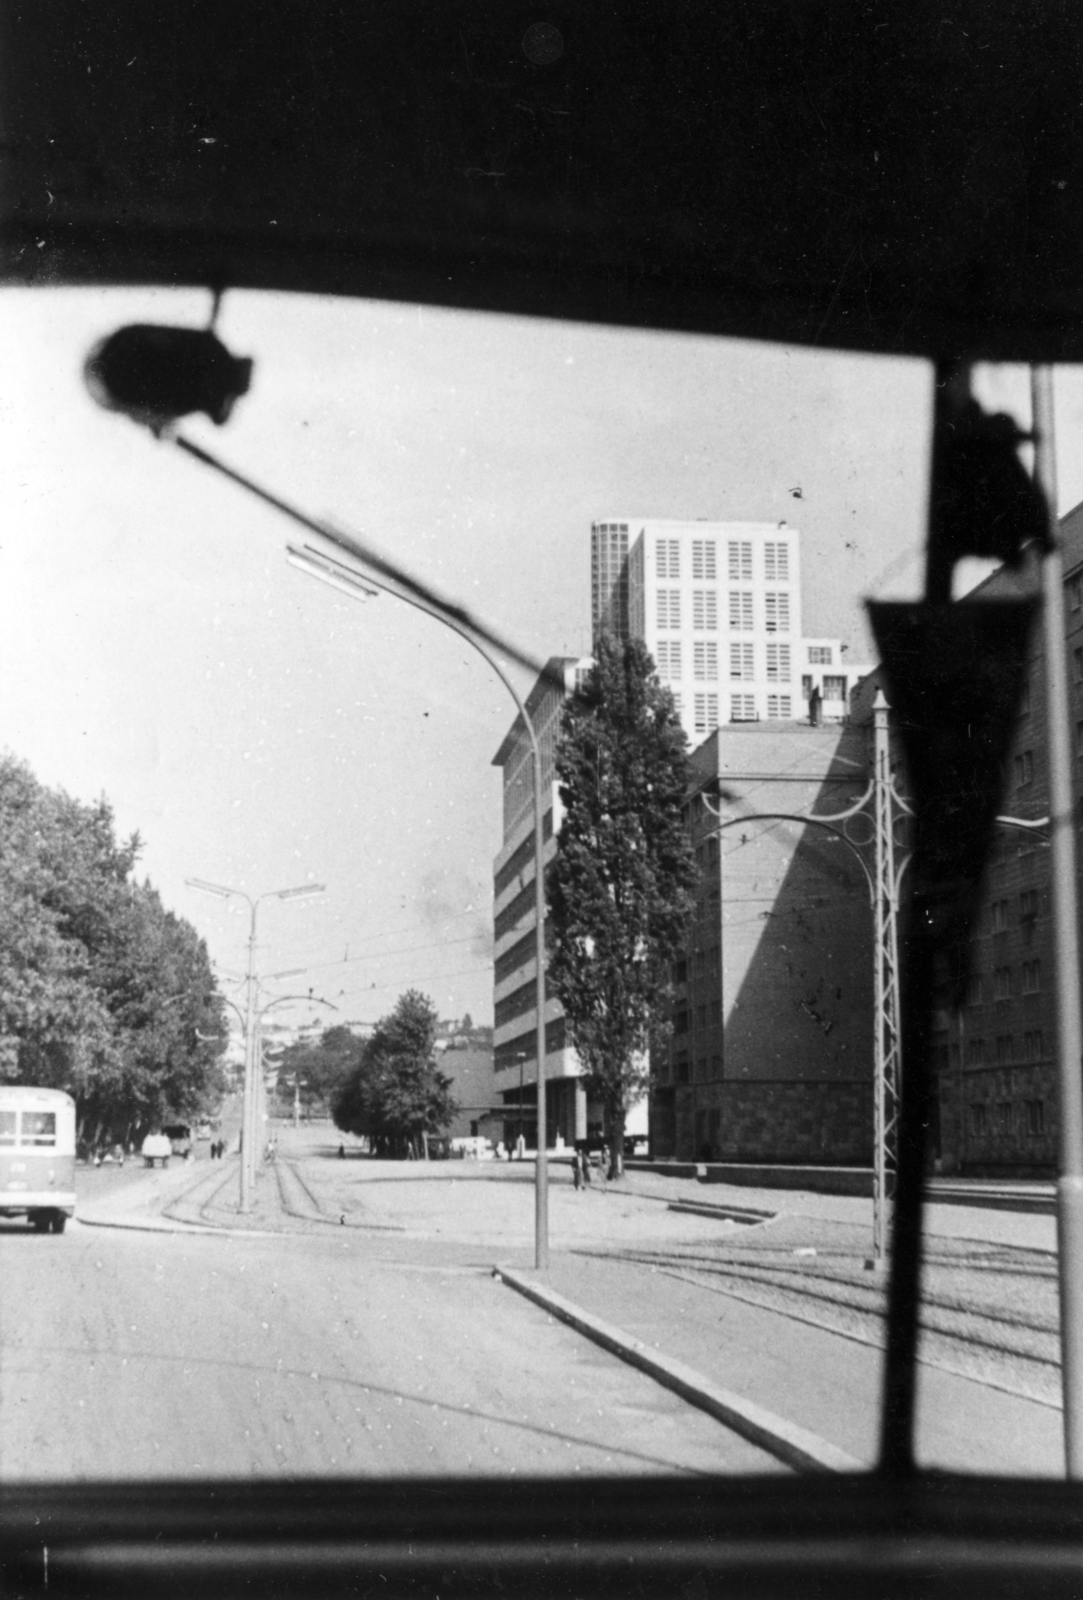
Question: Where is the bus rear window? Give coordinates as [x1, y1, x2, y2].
[0, 1112, 15, 1146]
[21, 1112, 56, 1145]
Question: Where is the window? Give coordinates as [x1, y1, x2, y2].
[692, 539, 716, 580]
[728, 540, 752, 580]
[675, 1059, 691, 1085]
[1069, 573, 1083, 610]
[693, 589, 718, 629]
[693, 641, 718, 680]
[970, 1102, 988, 1135]
[996, 1101, 1013, 1134]
[655, 640, 682, 679]
[766, 694, 792, 719]
[1024, 1029, 1044, 1061]
[21, 1110, 57, 1145]
[1025, 1099, 1046, 1136]
[730, 694, 757, 722]
[674, 957, 689, 984]
[656, 589, 681, 629]
[1020, 888, 1039, 921]
[995, 1035, 1014, 1064]
[823, 675, 847, 701]
[1019, 679, 1031, 716]
[694, 693, 720, 735]
[0, 1111, 15, 1146]
[966, 1038, 985, 1065]
[766, 643, 791, 682]
[991, 899, 1010, 932]
[764, 592, 790, 633]
[656, 539, 680, 579]
[1015, 749, 1034, 786]
[729, 590, 753, 630]
[966, 973, 983, 1007]
[993, 966, 1012, 1001]
[1022, 959, 1041, 994]
[764, 540, 790, 581]
[808, 645, 832, 665]
[730, 643, 754, 680]
[801, 674, 813, 701]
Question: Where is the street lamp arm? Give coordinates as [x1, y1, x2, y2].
[173, 431, 554, 686]
[258, 994, 339, 1019]
[699, 810, 876, 905]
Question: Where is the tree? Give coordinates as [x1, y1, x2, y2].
[0, 754, 228, 1145]
[332, 990, 457, 1157]
[547, 636, 697, 1175]
[277, 1025, 362, 1117]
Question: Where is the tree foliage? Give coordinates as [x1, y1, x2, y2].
[276, 1024, 362, 1115]
[547, 636, 697, 1173]
[0, 754, 228, 1143]
[331, 990, 457, 1157]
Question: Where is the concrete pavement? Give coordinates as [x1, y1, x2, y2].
[68, 1127, 1068, 1477]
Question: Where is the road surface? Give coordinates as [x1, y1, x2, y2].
[0, 1200, 781, 1481]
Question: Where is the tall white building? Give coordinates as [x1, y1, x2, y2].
[592, 518, 871, 736]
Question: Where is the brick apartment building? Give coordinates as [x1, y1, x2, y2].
[924, 502, 1083, 1176]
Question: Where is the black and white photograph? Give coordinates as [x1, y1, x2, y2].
[2, 4, 1083, 1594]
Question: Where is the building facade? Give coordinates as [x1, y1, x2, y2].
[924, 505, 1083, 1176]
[591, 518, 872, 741]
[651, 722, 877, 1164]
[491, 656, 602, 1148]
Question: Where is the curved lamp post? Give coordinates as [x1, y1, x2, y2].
[285, 540, 551, 1270]
[187, 878, 325, 1212]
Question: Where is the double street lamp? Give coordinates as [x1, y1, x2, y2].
[188, 877, 325, 1212]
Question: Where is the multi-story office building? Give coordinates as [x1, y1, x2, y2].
[591, 518, 871, 739]
[491, 656, 602, 1147]
[492, 519, 874, 1157]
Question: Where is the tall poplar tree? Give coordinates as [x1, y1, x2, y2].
[548, 636, 696, 1175]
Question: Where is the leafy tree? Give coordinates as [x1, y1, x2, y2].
[332, 990, 457, 1157]
[0, 754, 228, 1145]
[277, 1025, 362, 1116]
[547, 636, 697, 1175]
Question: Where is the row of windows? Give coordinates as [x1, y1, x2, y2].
[800, 673, 849, 701]
[967, 961, 1042, 1006]
[965, 1030, 1045, 1065]
[655, 641, 793, 682]
[654, 588, 792, 633]
[989, 890, 1040, 932]
[970, 1099, 1045, 1136]
[654, 538, 791, 583]
[673, 692, 793, 734]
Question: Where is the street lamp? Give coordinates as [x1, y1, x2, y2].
[187, 878, 325, 1213]
[287, 536, 552, 1270]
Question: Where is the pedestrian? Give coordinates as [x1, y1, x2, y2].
[338, 1143, 345, 1159]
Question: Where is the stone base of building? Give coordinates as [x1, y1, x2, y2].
[652, 1079, 872, 1166]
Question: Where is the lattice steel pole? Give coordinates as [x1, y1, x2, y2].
[871, 688, 902, 1267]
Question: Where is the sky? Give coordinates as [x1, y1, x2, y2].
[3, 285, 1082, 1035]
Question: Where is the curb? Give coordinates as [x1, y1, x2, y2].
[494, 1266, 862, 1475]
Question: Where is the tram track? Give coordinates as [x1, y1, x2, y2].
[585, 1240, 1063, 1407]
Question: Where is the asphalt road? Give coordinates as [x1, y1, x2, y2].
[0, 1201, 781, 1482]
